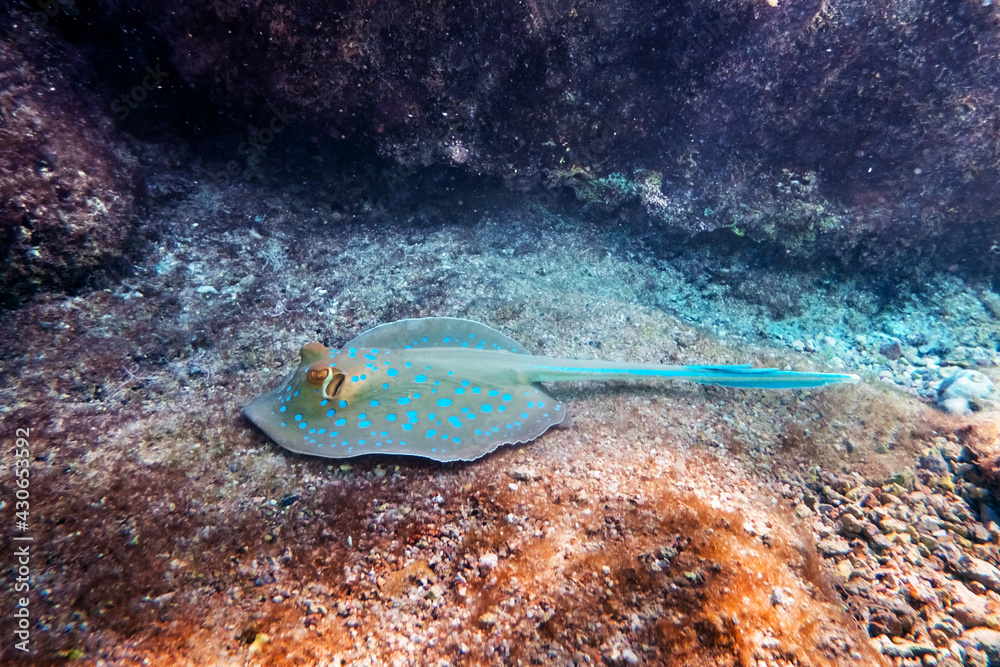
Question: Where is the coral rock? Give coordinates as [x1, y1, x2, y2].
[0, 35, 141, 307]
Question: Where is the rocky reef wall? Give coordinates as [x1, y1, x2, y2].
[4, 0, 1000, 300]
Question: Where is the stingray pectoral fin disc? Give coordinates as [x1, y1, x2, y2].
[242, 371, 300, 449]
[411, 381, 567, 462]
[343, 316, 529, 354]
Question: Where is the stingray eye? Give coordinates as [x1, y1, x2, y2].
[306, 365, 330, 386]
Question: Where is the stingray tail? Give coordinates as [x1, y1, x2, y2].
[527, 359, 860, 389]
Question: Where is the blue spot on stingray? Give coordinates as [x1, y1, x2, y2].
[502, 394, 512, 401]
[383, 383, 389, 389]
[359, 420, 371, 428]
[327, 409, 336, 417]
[461, 406, 469, 412]
[455, 387, 465, 395]
[294, 414, 303, 421]
[406, 411, 418, 422]
[294, 390, 299, 396]
[448, 416, 463, 428]
[299, 423, 307, 429]
[335, 418, 346, 426]
[402, 424, 413, 431]
[281, 422, 287, 427]
[405, 362, 412, 368]
[372, 348, 379, 353]
[434, 380, 440, 386]
[426, 429, 437, 438]
[359, 439, 366, 445]
[280, 406, 287, 412]
[318, 428, 325, 434]
[472, 387, 482, 394]
[370, 400, 379, 407]
[481, 404, 493, 413]
[521, 413, 529, 418]
[398, 397, 410, 405]
[527, 401, 535, 408]
[498, 406, 507, 412]
[320, 400, 328, 406]
[475, 429, 483, 435]
[488, 390, 499, 397]
[351, 376, 359, 382]
[386, 414, 397, 422]
[437, 398, 453, 407]
[309, 428, 316, 434]
[387, 368, 399, 377]
[422, 337, 428, 342]
[339, 400, 348, 408]
[415, 374, 427, 383]
[462, 380, 470, 386]
[443, 337, 451, 342]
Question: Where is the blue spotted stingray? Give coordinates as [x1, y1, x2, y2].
[243, 317, 859, 462]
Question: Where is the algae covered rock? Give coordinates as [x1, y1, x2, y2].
[0, 29, 142, 307]
[937, 370, 994, 416]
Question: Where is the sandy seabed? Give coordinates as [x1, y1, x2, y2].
[1, 173, 998, 666]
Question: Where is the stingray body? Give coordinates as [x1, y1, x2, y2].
[243, 317, 859, 462]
